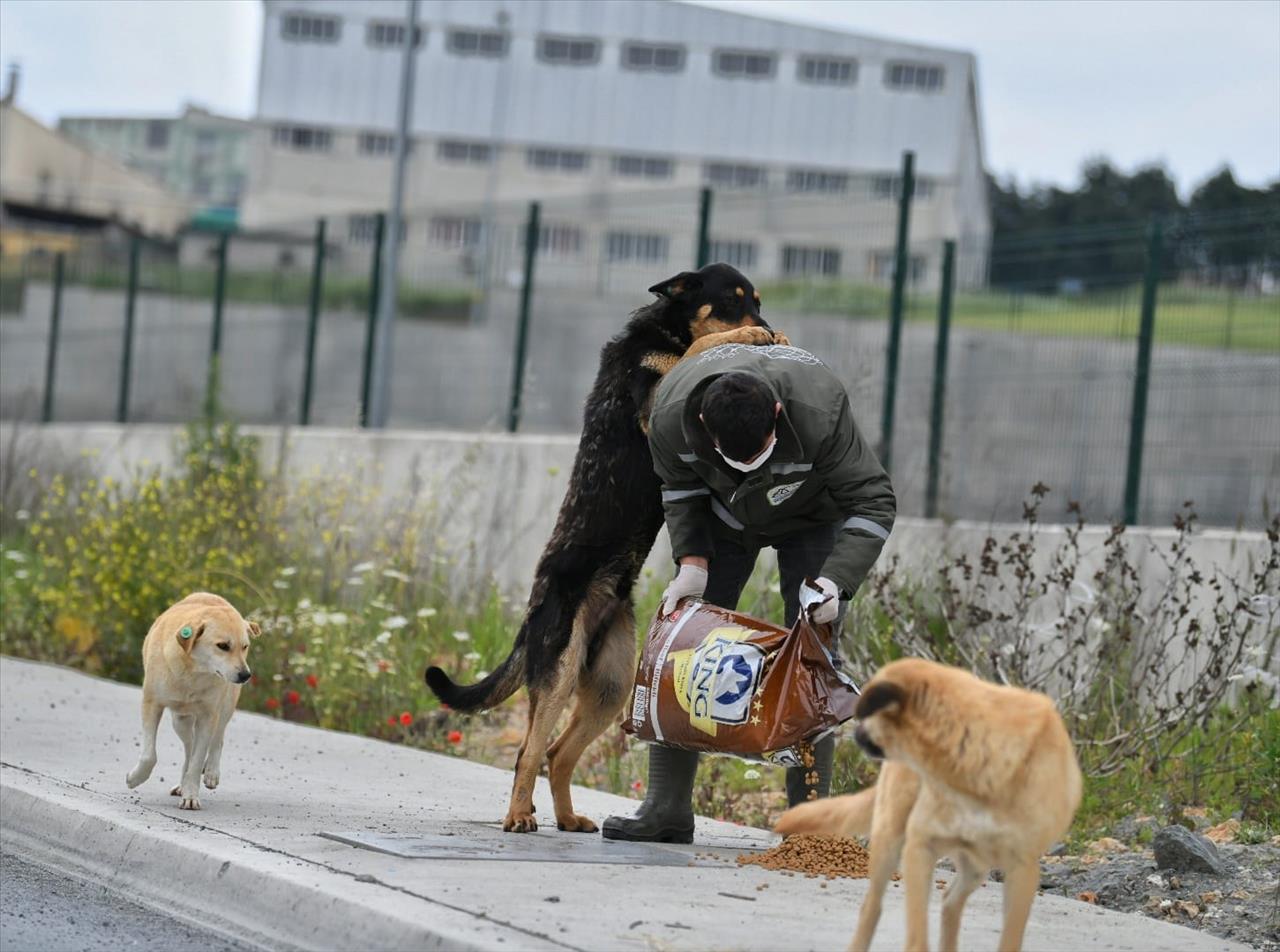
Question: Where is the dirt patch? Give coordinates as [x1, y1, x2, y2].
[1038, 840, 1280, 951]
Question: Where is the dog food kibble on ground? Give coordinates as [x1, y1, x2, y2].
[737, 834, 871, 879]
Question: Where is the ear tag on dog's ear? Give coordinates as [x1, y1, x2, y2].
[180, 626, 193, 640]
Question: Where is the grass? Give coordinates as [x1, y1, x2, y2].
[760, 280, 1280, 353]
[1, 417, 1275, 838]
[0, 259, 477, 321]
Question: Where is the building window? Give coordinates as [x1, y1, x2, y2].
[712, 49, 775, 79]
[621, 42, 685, 73]
[872, 175, 935, 201]
[366, 21, 423, 48]
[885, 62, 944, 91]
[786, 169, 850, 193]
[798, 56, 857, 85]
[271, 125, 333, 153]
[523, 223, 582, 257]
[430, 216, 483, 248]
[358, 132, 398, 156]
[782, 246, 841, 277]
[146, 121, 170, 150]
[348, 214, 406, 243]
[447, 28, 508, 57]
[526, 147, 589, 173]
[606, 232, 669, 263]
[612, 154, 674, 179]
[708, 240, 757, 271]
[870, 251, 928, 283]
[437, 140, 493, 164]
[537, 35, 601, 66]
[705, 162, 766, 189]
[281, 12, 341, 43]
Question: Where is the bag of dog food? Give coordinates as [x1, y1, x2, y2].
[623, 580, 860, 767]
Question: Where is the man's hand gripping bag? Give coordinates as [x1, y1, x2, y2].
[623, 580, 859, 767]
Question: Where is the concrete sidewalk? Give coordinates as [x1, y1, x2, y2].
[0, 658, 1245, 952]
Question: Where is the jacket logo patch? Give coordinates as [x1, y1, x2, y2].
[767, 480, 805, 506]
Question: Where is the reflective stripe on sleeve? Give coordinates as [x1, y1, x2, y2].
[843, 516, 890, 540]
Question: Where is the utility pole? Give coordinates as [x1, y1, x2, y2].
[368, 0, 419, 428]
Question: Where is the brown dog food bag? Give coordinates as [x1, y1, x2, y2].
[623, 581, 860, 767]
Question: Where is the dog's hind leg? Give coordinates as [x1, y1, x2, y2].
[126, 698, 164, 789]
[504, 631, 586, 833]
[995, 859, 1040, 952]
[169, 712, 194, 797]
[938, 853, 985, 952]
[546, 604, 634, 832]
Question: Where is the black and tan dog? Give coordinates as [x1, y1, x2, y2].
[426, 263, 785, 833]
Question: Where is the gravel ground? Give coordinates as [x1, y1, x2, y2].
[1037, 837, 1280, 951]
[0, 850, 261, 952]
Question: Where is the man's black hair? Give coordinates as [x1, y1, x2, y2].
[700, 373, 776, 462]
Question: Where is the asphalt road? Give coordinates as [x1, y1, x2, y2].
[0, 850, 260, 952]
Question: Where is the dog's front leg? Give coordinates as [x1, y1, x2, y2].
[126, 698, 164, 788]
[171, 712, 212, 809]
[901, 839, 937, 952]
[995, 859, 1040, 952]
[202, 692, 236, 790]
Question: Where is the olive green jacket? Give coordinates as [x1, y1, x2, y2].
[647, 343, 895, 598]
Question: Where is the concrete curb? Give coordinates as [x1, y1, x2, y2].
[0, 766, 563, 951]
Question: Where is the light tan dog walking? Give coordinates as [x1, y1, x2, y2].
[777, 658, 1082, 952]
[126, 593, 260, 810]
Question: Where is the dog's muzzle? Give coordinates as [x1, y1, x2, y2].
[854, 725, 885, 760]
[234, 669, 252, 684]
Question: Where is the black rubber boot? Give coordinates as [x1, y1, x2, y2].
[602, 745, 699, 844]
[785, 734, 835, 807]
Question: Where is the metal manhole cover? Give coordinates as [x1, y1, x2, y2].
[318, 827, 772, 867]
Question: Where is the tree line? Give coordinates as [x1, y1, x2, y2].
[986, 162, 1280, 290]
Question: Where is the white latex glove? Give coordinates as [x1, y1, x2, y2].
[662, 564, 708, 615]
[807, 576, 842, 625]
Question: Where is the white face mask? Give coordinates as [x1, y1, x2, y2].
[717, 433, 777, 473]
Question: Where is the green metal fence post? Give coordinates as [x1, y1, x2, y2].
[117, 236, 140, 423]
[205, 231, 230, 415]
[1123, 219, 1163, 526]
[300, 218, 326, 426]
[41, 253, 65, 424]
[359, 213, 386, 428]
[695, 187, 713, 269]
[879, 150, 915, 473]
[508, 202, 541, 433]
[925, 240, 956, 519]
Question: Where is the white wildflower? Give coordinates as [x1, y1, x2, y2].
[383, 615, 409, 630]
[375, 630, 392, 644]
[476, 670, 490, 679]
[351, 561, 375, 573]
[15, 509, 29, 521]
[382, 569, 411, 583]
[328, 612, 348, 625]
[3, 550, 26, 563]
[416, 607, 438, 618]
[345, 576, 365, 587]
[14, 569, 29, 579]
[278, 566, 298, 577]
[743, 769, 761, 781]
[451, 630, 471, 642]
[298, 598, 312, 610]
[464, 651, 481, 662]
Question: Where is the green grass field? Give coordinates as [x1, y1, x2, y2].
[762, 280, 1280, 352]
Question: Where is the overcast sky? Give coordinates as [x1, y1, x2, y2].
[0, 0, 1275, 196]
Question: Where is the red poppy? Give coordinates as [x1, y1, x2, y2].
[249, 674, 259, 685]
[447, 730, 463, 744]
[305, 674, 319, 689]
[440, 702, 451, 712]
[631, 780, 643, 793]
[265, 697, 280, 711]
[386, 715, 397, 727]
[285, 690, 301, 706]
[399, 711, 413, 727]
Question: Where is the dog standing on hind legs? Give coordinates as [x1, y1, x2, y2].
[425, 264, 787, 833]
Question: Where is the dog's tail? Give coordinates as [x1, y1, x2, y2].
[774, 786, 877, 839]
[424, 632, 526, 713]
